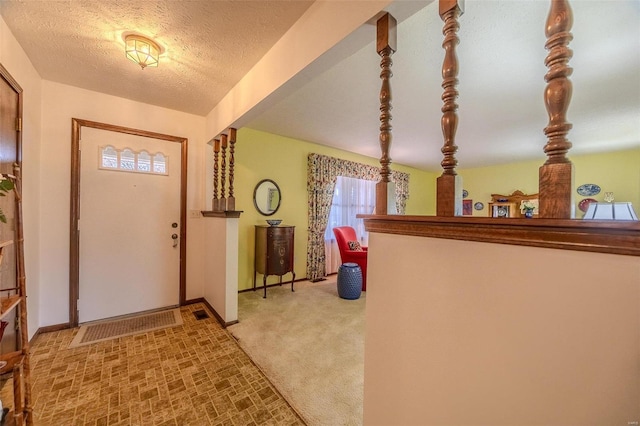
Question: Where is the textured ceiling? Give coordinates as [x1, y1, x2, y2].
[245, 0, 640, 170]
[0, 0, 314, 115]
[1, 0, 638, 170]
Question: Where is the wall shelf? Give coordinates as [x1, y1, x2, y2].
[0, 350, 24, 374]
[0, 295, 21, 321]
[0, 168, 33, 425]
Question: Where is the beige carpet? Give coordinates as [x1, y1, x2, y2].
[228, 279, 365, 426]
[69, 308, 183, 348]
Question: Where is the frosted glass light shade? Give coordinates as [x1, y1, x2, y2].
[583, 202, 638, 220]
[125, 35, 159, 69]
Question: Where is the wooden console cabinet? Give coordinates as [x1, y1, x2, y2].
[254, 225, 295, 298]
[488, 202, 518, 218]
[488, 190, 539, 218]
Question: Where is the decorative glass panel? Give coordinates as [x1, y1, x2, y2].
[100, 146, 168, 176]
[120, 149, 135, 170]
[101, 146, 118, 168]
[137, 151, 151, 172]
[153, 153, 166, 174]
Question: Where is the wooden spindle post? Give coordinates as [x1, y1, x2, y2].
[539, 0, 574, 218]
[375, 13, 397, 215]
[13, 163, 33, 425]
[212, 139, 220, 211]
[436, 0, 464, 217]
[227, 128, 236, 211]
[220, 134, 228, 211]
[13, 364, 23, 424]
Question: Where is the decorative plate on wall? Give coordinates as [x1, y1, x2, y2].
[577, 184, 601, 196]
[474, 202, 484, 210]
[462, 189, 469, 198]
[578, 198, 597, 213]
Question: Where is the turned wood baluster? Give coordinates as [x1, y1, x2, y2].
[212, 139, 220, 211]
[539, 0, 574, 218]
[375, 13, 397, 215]
[436, 0, 464, 217]
[227, 128, 236, 211]
[13, 363, 23, 424]
[220, 134, 228, 211]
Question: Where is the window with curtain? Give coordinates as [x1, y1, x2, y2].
[324, 176, 376, 274]
[306, 153, 410, 282]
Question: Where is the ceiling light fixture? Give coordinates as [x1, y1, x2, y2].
[124, 34, 160, 69]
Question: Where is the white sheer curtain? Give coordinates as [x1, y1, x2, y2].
[324, 176, 376, 274]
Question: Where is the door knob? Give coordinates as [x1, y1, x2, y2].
[171, 233, 179, 248]
[172, 222, 178, 228]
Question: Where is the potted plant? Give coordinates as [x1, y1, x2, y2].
[0, 174, 15, 223]
[521, 200, 536, 218]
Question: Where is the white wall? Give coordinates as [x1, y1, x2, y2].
[1, 17, 212, 332]
[205, 0, 392, 138]
[0, 16, 42, 339]
[203, 217, 239, 324]
[39, 81, 208, 326]
[363, 233, 640, 424]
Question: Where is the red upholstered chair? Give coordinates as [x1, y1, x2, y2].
[332, 226, 368, 291]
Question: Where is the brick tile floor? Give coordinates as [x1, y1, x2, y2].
[1, 304, 304, 425]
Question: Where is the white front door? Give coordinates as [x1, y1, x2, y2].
[79, 127, 182, 323]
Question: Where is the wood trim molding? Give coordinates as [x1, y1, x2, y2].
[0, 63, 23, 94]
[31, 323, 71, 343]
[69, 118, 188, 327]
[184, 297, 205, 305]
[0, 63, 23, 163]
[185, 298, 238, 328]
[361, 215, 640, 257]
[201, 210, 243, 218]
[179, 132, 188, 305]
[70, 120, 81, 326]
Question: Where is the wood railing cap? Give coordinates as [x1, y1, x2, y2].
[361, 215, 640, 257]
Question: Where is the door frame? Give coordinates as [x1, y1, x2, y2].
[69, 118, 188, 327]
[0, 64, 22, 163]
[0, 64, 23, 351]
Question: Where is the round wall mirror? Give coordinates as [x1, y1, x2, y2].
[253, 179, 281, 216]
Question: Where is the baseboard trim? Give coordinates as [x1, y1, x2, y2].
[32, 322, 71, 343]
[184, 297, 205, 305]
[184, 298, 237, 328]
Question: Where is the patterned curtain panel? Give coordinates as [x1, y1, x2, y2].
[306, 154, 338, 281]
[306, 153, 410, 281]
[390, 170, 409, 214]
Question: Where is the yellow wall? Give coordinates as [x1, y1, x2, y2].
[232, 128, 435, 291]
[458, 148, 640, 218]
[230, 129, 636, 290]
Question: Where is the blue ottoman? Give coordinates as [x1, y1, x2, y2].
[337, 263, 362, 300]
